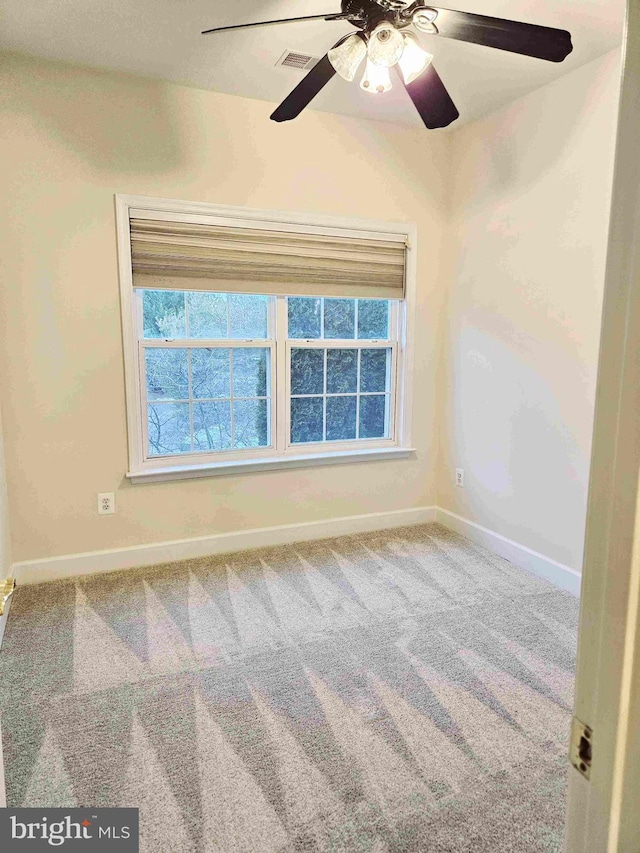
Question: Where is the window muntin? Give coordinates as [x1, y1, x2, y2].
[135, 289, 400, 466]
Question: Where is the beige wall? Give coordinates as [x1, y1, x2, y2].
[0, 49, 621, 571]
[438, 51, 621, 570]
[0, 52, 450, 563]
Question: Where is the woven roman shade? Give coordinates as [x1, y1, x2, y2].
[130, 218, 406, 300]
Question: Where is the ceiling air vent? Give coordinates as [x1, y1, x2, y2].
[276, 51, 320, 71]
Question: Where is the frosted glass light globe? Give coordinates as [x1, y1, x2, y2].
[398, 33, 433, 84]
[367, 22, 405, 67]
[328, 33, 367, 82]
[360, 59, 393, 94]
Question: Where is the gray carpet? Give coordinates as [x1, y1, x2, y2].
[0, 523, 578, 852]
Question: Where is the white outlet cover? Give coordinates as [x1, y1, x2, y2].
[456, 469, 465, 487]
[98, 492, 115, 515]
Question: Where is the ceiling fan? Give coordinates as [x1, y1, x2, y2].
[202, 1, 573, 130]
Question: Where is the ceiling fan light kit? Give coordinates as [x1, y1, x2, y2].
[329, 20, 432, 93]
[202, 0, 573, 129]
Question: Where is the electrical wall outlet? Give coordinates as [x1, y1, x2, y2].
[456, 468, 465, 488]
[98, 492, 115, 515]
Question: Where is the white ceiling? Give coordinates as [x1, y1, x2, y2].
[0, 0, 625, 128]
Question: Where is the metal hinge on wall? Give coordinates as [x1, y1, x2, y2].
[0, 579, 15, 618]
[570, 717, 593, 780]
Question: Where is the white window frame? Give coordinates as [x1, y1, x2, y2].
[139, 336, 277, 465]
[283, 336, 399, 451]
[116, 195, 417, 483]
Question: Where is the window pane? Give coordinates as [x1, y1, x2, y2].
[233, 348, 269, 398]
[229, 294, 269, 339]
[288, 297, 321, 339]
[358, 300, 390, 339]
[187, 292, 227, 339]
[145, 349, 189, 401]
[326, 349, 358, 394]
[148, 402, 191, 456]
[326, 396, 357, 441]
[291, 397, 324, 444]
[191, 349, 230, 400]
[324, 299, 355, 339]
[359, 395, 387, 439]
[291, 349, 324, 395]
[360, 349, 390, 393]
[143, 291, 186, 339]
[193, 401, 232, 452]
[234, 400, 269, 449]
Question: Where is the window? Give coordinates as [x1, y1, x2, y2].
[137, 290, 400, 462]
[287, 298, 395, 445]
[142, 291, 272, 457]
[117, 197, 414, 481]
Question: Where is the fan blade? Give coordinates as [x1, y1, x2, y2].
[399, 64, 459, 130]
[202, 13, 347, 36]
[271, 55, 337, 123]
[428, 7, 573, 62]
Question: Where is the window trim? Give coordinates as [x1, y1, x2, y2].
[116, 195, 418, 481]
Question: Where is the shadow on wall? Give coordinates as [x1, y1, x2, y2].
[3, 51, 452, 215]
[452, 323, 587, 566]
[5, 53, 185, 175]
[453, 52, 620, 210]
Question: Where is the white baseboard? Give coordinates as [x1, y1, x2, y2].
[12, 506, 438, 585]
[10, 505, 581, 595]
[0, 580, 14, 651]
[436, 507, 582, 596]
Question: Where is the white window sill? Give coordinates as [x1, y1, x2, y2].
[127, 446, 416, 484]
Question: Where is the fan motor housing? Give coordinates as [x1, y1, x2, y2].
[341, 0, 429, 30]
